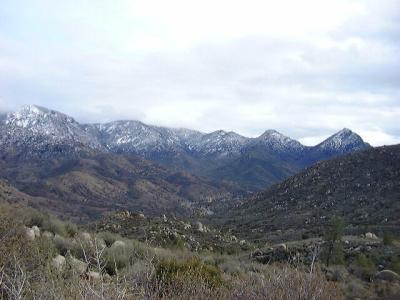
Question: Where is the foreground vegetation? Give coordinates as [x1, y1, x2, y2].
[1, 204, 399, 299]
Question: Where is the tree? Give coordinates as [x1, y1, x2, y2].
[323, 217, 345, 267]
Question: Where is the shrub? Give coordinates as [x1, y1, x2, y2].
[43, 218, 67, 236]
[383, 232, 394, 246]
[155, 258, 223, 292]
[388, 255, 400, 274]
[54, 235, 74, 256]
[352, 254, 376, 280]
[65, 222, 79, 238]
[97, 231, 122, 247]
[104, 241, 134, 274]
[24, 209, 46, 228]
[322, 217, 345, 266]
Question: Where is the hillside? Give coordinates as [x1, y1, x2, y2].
[223, 144, 400, 242]
[0, 154, 238, 221]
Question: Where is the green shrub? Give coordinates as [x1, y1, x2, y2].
[322, 217, 345, 266]
[98, 231, 122, 247]
[24, 210, 46, 228]
[104, 242, 133, 274]
[65, 222, 79, 238]
[388, 255, 400, 274]
[54, 234, 74, 256]
[155, 258, 223, 291]
[383, 232, 394, 246]
[43, 218, 67, 236]
[352, 254, 376, 280]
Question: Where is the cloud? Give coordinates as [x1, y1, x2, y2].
[0, 0, 399, 146]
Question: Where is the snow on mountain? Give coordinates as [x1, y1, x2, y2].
[0, 105, 104, 157]
[88, 121, 203, 155]
[251, 129, 306, 153]
[192, 130, 248, 156]
[0, 105, 371, 161]
[314, 128, 370, 154]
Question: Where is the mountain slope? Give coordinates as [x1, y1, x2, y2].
[0, 153, 237, 221]
[0, 105, 104, 159]
[223, 144, 400, 242]
[0, 105, 371, 191]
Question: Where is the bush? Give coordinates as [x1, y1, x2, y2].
[43, 218, 67, 236]
[104, 241, 134, 274]
[155, 258, 223, 292]
[24, 209, 46, 228]
[65, 222, 79, 238]
[97, 231, 122, 247]
[383, 232, 394, 246]
[54, 234, 74, 256]
[352, 254, 376, 280]
[322, 217, 345, 266]
[388, 256, 400, 274]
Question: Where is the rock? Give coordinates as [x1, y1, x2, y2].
[239, 240, 246, 245]
[112, 240, 126, 248]
[81, 232, 91, 241]
[32, 226, 41, 238]
[24, 227, 35, 241]
[365, 232, 378, 239]
[138, 213, 145, 219]
[276, 243, 287, 251]
[162, 214, 168, 222]
[375, 270, 400, 282]
[52, 255, 66, 271]
[87, 271, 101, 281]
[252, 249, 263, 257]
[183, 223, 191, 230]
[69, 257, 88, 275]
[42, 231, 54, 239]
[195, 222, 204, 232]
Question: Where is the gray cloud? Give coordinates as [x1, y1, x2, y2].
[0, 0, 399, 146]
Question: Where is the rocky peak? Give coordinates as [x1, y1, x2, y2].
[253, 129, 305, 153]
[315, 128, 370, 154]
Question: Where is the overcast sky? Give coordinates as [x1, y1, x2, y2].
[0, 0, 399, 146]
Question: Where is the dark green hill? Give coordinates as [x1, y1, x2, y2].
[223, 144, 400, 242]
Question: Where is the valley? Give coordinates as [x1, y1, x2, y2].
[0, 105, 399, 299]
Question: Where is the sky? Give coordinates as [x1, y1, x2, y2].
[0, 0, 399, 146]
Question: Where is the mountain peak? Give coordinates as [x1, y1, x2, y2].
[339, 127, 352, 134]
[21, 104, 49, 114]
[0, 105, 103, 157]
[255, 129, 305, 153]
[315, 128, 370, 154]
[259, 129, 284, 138]
[5, 105, 75, 128]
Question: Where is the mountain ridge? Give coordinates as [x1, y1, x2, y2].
[0, 105, 372, 190]
[222, 144, 400, 242]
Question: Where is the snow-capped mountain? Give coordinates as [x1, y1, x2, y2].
[192, 130, 248, 156]
[249, 129, 306, 153]
[313, 128, 370, 154]
[0, 105, 371, 189]
[0, 105, 104, 157]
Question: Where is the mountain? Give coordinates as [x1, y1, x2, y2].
[222, 144, 400, 242]
[0, 105, 371, 191]
[0, 105, 104, 159]
[307, 128, 371, 162]
[249, 129, 306, 154]
[0, 153, 238, 221]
